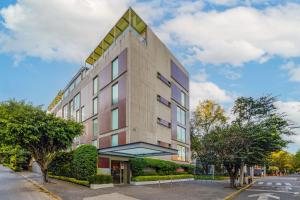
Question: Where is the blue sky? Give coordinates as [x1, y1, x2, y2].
[0, 0, 300, 153]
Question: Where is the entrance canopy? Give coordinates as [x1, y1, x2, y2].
[98, 142, 177, 157]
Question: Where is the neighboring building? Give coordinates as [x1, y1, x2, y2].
[48, 8, 190, 184]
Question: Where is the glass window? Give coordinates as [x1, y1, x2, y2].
[93, 76, 98, 95]
[112, 108, 119, 130]
[92, 140, 98, 148]
[81, 106, 85, 122]
[112, 83, 118, 104]
[93, 118, 98, 136]
[70, 82, 75, 91]
[177, 145, 186, 161]
[112, 58, 119, 80]
[177, 106, 186, 125]
[111, 134, 118, 147]
[181, 91, 185, 106]
[63, 104, 68, 119]
[177, 126, 186, 143]
[74, 93, 80, 110]
[75, 75, 81, 86]
[76, 110, 80, 122]
[70, 100, 74, 119]
[93, 97, 98, 115]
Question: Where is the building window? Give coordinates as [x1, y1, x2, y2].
[92, 140, 98, 148]
[93, 76, 98, 95]
[177, 126, 186, 143]
[177, 145, 186, 161]
[176, 106, 186, 125]
[112, 108, 119, 130]
[111, 134, 118, 147]
[75, 75, 81, 86]
[74, 93, 80, 110]
[81, 106, 85, 122]
[112, 58, 119, 80]
[69, 82, 75, 92]
[76, 110, 80, 122]
[69, 100, 74, 119]
[181, 91, 185, 107]
[93, 118, 98, 136]
[93, 97, 98, 115]
[63, 104, 68, 119]
[112, 83, 118, 104]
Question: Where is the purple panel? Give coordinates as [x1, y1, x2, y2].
[99, 63, 111, 90]
[157, 95, 171, 107]
[171, 61, 189, 91]
[171, 83, 181, 104]
[157, 72, 171, 87]
[119, 48, 127, 75]
[157, 117, 171, 128]
[171, 103, 177, 140]
[99, 86, 111, 113]
[118, 131, 126, 145]
[99, 109, 111, 133]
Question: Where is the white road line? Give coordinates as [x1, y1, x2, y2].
[247, 189, 299, 195]
[285, 183, 291, 186]
[267, 182, 272, 186]
[276, 182, 282, 186]
[257, 182, 264, 185]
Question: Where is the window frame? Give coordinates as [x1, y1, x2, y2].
[92, 118, 99, 136]
[112, 57, 119, 80]
[177, 125, 186, 143]
[177, 145, 186, 161]
[112, 83, 119, 105]
[176, 106, 186, 125]
[181, 91, 185, 107]
[111, 108, 119, 130]
[93, 76, 98, 96]
[93, 97, 98, 115]
[111, 134, 119, 147]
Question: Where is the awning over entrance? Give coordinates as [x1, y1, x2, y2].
[98, 142, 177, 157]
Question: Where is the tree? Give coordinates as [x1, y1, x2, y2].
[0, 100, 83, 182]
[268, 150, 294, 174]
[294, 150, 300, 172]
[191, 100, 227, 174]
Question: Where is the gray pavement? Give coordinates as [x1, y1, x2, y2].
[235, 175, 300, 200]
[0, 165, 51, 200]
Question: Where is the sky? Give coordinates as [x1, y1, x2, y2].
[0, 0, 300, 153]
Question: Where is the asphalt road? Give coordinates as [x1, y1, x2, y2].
[235, 175, 300, 200]
[0, 165, 51, 200]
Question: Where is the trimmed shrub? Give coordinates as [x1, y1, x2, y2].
[132, 174, 194, 182]
[88, 175, 113, 184]
[71, 144, 97, 180]
[49, 151, 73, 177]
[129, 158, 195, 176]
[194, 175, 229, 180]
[49, 175, 89, 186]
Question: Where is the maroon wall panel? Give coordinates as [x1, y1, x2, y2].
[118, 75, 126, 129]
[118, 48, 127, 75]
[98, 157, 110, 168]
[100, 109, 111, 133]
[171, 103, 177, 140]
[99, 86, 111, 112]
[99, 63, 111, 90]
[99, 135, 111, 148]
[118, 131, 126, 145]
[171, 83, 181, 104]
[171, 61, 189, 91]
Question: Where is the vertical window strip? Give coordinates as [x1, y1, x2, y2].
[112, 108, 119, 130]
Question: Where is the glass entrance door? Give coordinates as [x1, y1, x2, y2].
[111, 160, 129, 184]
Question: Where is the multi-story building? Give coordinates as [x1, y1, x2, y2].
[48, 8, 190, 184]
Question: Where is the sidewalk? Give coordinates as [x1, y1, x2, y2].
[19, 171, 236, 200]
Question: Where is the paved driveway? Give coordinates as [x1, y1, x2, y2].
[0, 165, 51, 200]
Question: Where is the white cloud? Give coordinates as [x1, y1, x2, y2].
[281, 61, 300, 82]
[190, 79, 234, 110]
[275, 101, 300, 152]
[157, 3, 300, 66]
[0, 0, 131, 63]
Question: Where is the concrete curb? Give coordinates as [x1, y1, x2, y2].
[223, 181, 256, 200]
[17, 173, 63, 200]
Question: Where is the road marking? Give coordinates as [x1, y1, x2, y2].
[247, 189, 299, 195]
[258, 182, 264, 185]
[248, 193, 280, 200]
[284, 183, 291, 186]
[275, 183, 282, 186]
[267, 182, 272, 186]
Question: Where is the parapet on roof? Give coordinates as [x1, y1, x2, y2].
[85, 7, 147, 65]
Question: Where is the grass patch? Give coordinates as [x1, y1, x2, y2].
[194, 175, 229, 180]
[49, 174, 89, 186]
[132, 174, 194, 182]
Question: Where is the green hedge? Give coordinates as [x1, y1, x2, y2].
[194, 175, 229, 180]
[71, 144, 97, 180]
[129, 158, 195, 176]
[49, 151, 73, 177]
[132, 174, 194, 182]
[49, 175, 89, 186]
[88, 175, 113, 184]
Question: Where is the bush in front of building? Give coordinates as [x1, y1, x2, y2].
[129, 158, 195, 176]
[48, 151, 73, 177]
[48, 174, 89, 186]
[71, 144, 98, 180]
[88, 174, 113, 184]
[132, 174, 194, 182]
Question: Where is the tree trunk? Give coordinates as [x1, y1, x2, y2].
[41, 167, 48, 183]
[239, 162, 245, 187]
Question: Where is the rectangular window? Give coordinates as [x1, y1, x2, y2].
[111, 134, 118, 147]
[112, 83, 118, 104]
[70, 100, 74, 119]
[75, 75, 81, 86]
[112, 108, 119, 130]
[177, 145, 186, 161]
[181, 91, 185, 107]
[81, 106, 85, 122]
[69, 82, 75, 92]
[92, 140, 98, 148]
[76, 110, 80, 122]
[93, 118, 98, 136]
[74, 93, 80, 110]
[177, 106, 186, 125]
[112, 58, 119, 80]
[63, 104, 68, 119]
[93, 97, 98, 115]
[93, 76, 98, 95]
[177, 126, 186, 143]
